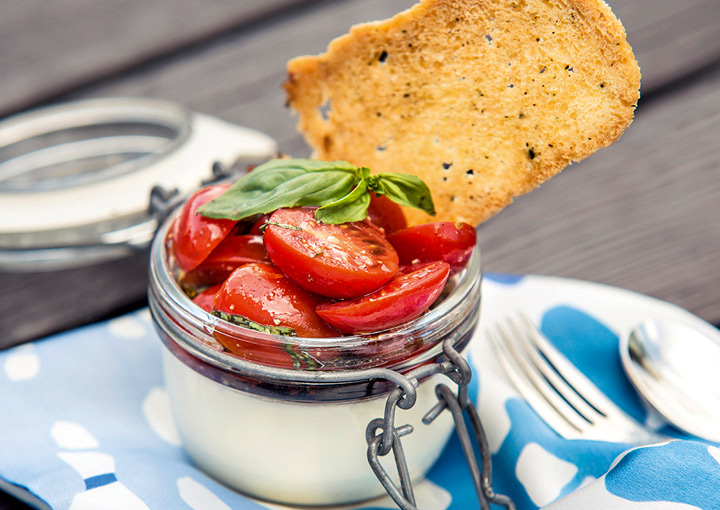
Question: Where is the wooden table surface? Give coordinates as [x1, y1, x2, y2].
[1, 1, 719, 508]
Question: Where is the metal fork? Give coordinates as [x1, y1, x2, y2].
[488, 313, 668, 444]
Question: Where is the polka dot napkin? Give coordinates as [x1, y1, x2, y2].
[0, 274, 718, 510]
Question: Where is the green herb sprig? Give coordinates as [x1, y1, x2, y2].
[198, 158, 435, 224]
[212, 311, 298, 337]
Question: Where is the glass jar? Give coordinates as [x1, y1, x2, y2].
[148, 209, 483, 506]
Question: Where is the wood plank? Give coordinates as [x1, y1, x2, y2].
[0, 0, 318, 116]
[0, 251, 150, 350]
[608, 0, 720, 94]
[1, 0, 719, 119]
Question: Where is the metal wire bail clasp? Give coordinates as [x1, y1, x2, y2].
[365, 338, 516, 510]
[149, 161, 238, 225]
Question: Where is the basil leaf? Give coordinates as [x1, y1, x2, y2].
[376, 173, 436, 215]
[196, 158, 436, 224]
[316, 180, 371, 224]
[281, 343, 320, 370]
[212, 311, 298, 337]
[199, 168, 358, 220]
[296, 173, 358, 207]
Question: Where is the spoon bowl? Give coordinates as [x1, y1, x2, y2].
[619, 318, 720, 443]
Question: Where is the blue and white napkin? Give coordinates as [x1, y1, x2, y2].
[0, 274, 718, 510]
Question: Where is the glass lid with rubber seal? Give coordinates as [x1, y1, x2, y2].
[0, 98, 277, 271]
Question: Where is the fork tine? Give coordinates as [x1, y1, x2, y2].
[494, 321, 591, 431]
[506, 316, 605, 424]
[516, 313, 619, 418]
[491, 313, 669, 444]
[488, 326, 584, 438]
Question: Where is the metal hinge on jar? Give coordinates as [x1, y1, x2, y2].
[365, 338, 516, 510]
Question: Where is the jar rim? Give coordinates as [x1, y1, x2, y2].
[149, 208, 482, 383]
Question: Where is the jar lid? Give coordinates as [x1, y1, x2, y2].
[0, 98, 277, 271]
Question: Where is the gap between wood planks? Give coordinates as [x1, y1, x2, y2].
[639, 57, 720, 109]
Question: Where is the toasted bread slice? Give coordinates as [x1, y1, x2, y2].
[284, 0, 640, 226]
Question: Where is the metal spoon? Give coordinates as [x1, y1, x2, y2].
[619, 317, 720, 443]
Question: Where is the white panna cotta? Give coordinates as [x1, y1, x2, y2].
[162, 346, 455, 505]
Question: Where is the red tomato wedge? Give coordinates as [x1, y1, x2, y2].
[387, 222, 476, 273]
[192, 283, 223, 312]
[248, 213, 271, 235]
[180, 234, 270, 288]
[263, 207, 399, 299]
[366, 193, 407, 235]
[213, 263, 338, 338]
[172, 185, 236, 271]
[316, 260, 450, 334]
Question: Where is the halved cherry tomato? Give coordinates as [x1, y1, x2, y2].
[180, 234, 270, 288]
[263, 207, 399, 299]
[172, 185, 236, 271]
[366, 193, 407, 235]
[192, 283, 223, 312]
[213, 263, 338, 338]
[387, 222, 476, 273]
[316, 260, 450, 334]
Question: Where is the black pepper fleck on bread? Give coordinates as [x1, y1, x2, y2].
[284, 0, 641, 226]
